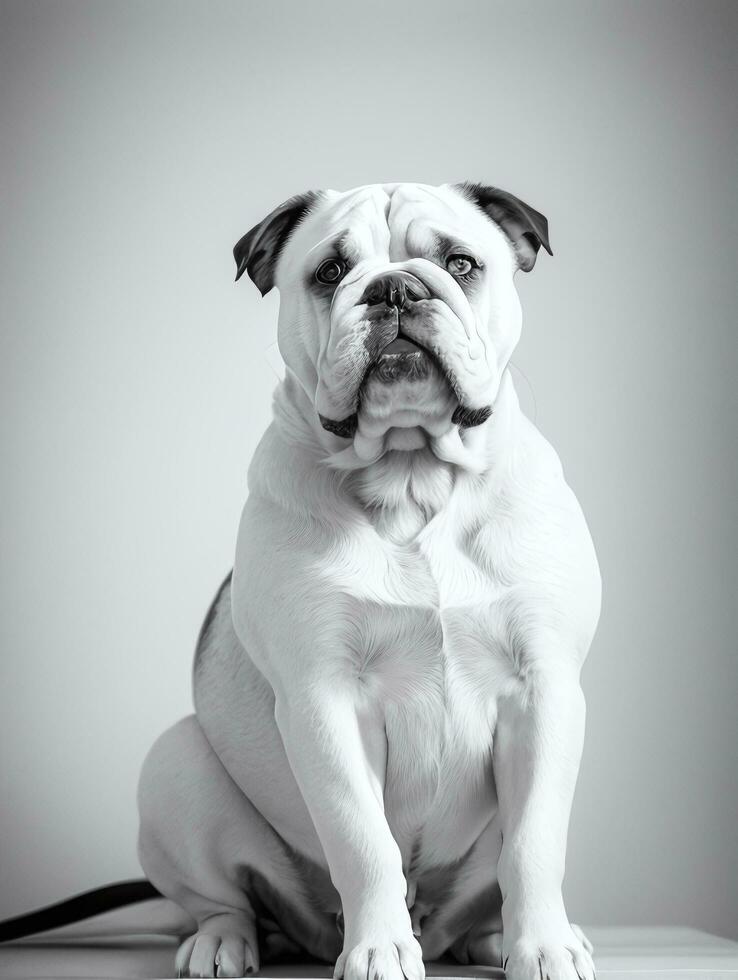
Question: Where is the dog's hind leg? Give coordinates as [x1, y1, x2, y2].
[137, 714, 340, 978]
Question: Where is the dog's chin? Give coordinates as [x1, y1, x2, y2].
[322, 357, 490, 473]
[316, 340, 439, 440]
[318, 334, 494, 472]
[348, 352, 458, 461]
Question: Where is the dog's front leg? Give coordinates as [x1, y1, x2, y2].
[274, 680, 424, 980]
[493, 663, 595, 980]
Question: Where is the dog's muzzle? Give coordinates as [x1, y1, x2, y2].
[360, 271, 438, 378]
[319, 272, 436, 438]
[318, 270, 493, 439]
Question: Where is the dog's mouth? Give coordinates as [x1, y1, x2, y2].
[380, 333, 424, 356]
[318, 312, 493, 440]
[364, 330, 438, 384]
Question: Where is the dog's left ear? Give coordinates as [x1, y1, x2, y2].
[455, 182, 552, 272]
[234, 191, 320, 295]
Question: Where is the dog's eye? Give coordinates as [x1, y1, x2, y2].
[446, 254, 477, 277]
[315, 258, 346, 285]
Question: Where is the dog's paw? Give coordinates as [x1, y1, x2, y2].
[334, 939, 425, 980]
[503, 926, 595, 980]
[175, 913, 259, 978]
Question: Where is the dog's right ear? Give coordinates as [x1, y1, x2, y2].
[234, 191, 320, 296]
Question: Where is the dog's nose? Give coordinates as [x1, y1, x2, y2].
[360, 272, 431, 308]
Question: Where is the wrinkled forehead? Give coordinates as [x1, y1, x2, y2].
[284, 182, 507, 264]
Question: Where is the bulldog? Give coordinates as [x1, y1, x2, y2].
[137, 182, 601, 980]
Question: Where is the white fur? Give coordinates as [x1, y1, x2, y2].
[137, 182, 601, 980]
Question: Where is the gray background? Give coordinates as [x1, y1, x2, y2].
[1, 0, 736, 942]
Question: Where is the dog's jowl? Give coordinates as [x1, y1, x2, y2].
[137, 182, 601, 980]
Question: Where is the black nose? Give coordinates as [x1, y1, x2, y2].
[360, 272, 430, 308]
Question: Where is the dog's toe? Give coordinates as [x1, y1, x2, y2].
[216, 935, 257, 978]
[504, 930, 595, 980]
[570, 924, 594, 955]
[186, 934, 220, 978]
[336, 939, 424, 980]
[176, 916, 259, 978]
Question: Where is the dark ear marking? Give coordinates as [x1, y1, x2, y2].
[234, 190, 321, 295]
[455, 182, 552, 272]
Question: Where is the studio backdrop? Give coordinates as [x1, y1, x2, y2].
[1, 0, 736, 942]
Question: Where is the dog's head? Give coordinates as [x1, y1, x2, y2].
[234, 182, 550, 463]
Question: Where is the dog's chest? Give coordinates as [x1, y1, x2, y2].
[350, 511, 515, 859]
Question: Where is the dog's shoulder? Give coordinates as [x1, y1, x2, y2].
[447, 413, 601, 663]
